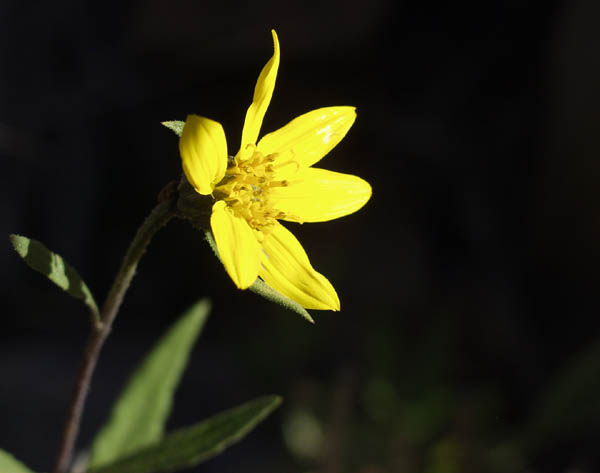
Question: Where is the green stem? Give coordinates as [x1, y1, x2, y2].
[53, 193, 177, 473]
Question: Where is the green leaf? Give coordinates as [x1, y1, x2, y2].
[89, 299, 211, 469]
[88, 395, 282, 473]
[203, 231, 314, 323]
[161, 120, 185, 137]
[0, 450, 35, 473]
[9, 234, 99, 317]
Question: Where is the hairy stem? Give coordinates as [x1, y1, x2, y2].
[53, 192, 177, 473]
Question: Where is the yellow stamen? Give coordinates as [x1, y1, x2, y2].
[214, 148, 289, 230]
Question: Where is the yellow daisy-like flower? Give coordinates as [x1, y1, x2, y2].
[179, 30, 371, 311]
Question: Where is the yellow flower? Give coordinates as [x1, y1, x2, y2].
[179, 30, 371, 311]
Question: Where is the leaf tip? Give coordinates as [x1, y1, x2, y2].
[161, 120, 185, 137]
[9, 233, 29, 258]
[258, 394, 283, 415]
[271, 394, 283, 407]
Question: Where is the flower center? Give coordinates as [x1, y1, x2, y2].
[214, 145, 289, 232]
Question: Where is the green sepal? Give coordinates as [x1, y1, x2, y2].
[176, 177, 212, 231]
[9, 234, 100, 322]
[161, 120, 185, 137]
[0, 449, 35, 473]
[204, 231, 314, 323]
[88, 395, 282, 473]
[249, 278, 314, 323]
[89, 299, 211, 468]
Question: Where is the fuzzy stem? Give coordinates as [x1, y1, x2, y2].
[53, 193, 177, 473]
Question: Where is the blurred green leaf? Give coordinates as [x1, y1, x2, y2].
[523, 339, 600, 450]
[161, 120, 185, 137]
[484, 443, 526, 473]
[0, 450, 35, 473]
[88, 395, 282, 473]
[282, 407, 324, 460]
[89, 299, 211, 469]
[9, 234, 99, 316]
[424, 435, 463, 473]
[204, 231, 314, 323]
[362, 377, 400, 425]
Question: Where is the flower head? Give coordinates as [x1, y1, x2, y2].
[179, 30, 371, 311]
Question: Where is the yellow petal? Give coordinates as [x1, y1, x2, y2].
[271, 167, 372, 223]
[179, 115, 228, 195]
[240, 30, 280, 150]
[211, 200, 260, 289]
[258, 222, 340, 310]
[257, 106, 356, 179]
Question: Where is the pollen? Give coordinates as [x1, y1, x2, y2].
[215, 146, 289, 230]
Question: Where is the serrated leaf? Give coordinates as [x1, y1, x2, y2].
[9, 234, 99, 316]
[0, 449, 35, 473]
[89, 299, 211, 469]
[88, 395, 282, 473]
[203, 231, 314, 323]
[161, 120, 185, 137]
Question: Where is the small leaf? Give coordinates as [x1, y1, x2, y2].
[88, 395, 282, 473]
[9, 234, 99, 317]
[89, 299, 211, 468]
[0, 449, 35, 473]
[161, 120, 185, 137]
[204, 231, 314, 323]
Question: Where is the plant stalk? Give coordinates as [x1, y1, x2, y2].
[53, 191, 177, 473]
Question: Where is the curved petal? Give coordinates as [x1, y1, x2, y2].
[257, 106, 356, 179]
[270, 167, 372, 223]
[240, 29, 280, 150]
[211, 201, 260, 289]
[258, 222, 340, 310]
[179, 115, 228, 195]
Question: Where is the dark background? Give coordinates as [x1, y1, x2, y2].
[2, 1, 600, 472]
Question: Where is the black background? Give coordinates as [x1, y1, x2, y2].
[2, 1, 600, 472]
